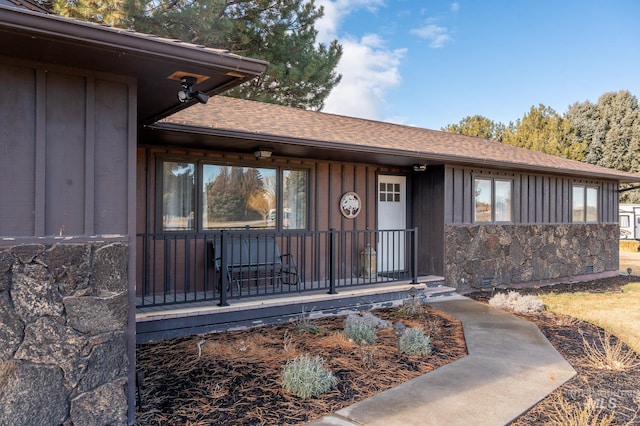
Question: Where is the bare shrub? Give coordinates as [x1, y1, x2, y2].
[489, 291, 544, 314]
[548, 393, 615, 426]
[357, 347, 379, 370]
[294, 308, 324, 335]
[582, 331, 639, 371]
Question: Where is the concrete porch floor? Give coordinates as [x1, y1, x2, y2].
[136, 276, 452, 343]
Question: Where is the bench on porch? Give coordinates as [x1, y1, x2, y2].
[211, 236, 299, 294]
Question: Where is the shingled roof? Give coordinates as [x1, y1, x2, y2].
[159, 96, 640, 183]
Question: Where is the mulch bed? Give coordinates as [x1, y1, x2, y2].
[136, 276, 640, 425]
[135, 305, 467, 425]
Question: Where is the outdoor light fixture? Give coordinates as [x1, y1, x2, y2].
[412, 164, 427, 172]
[177, 76, 210, 104]
[393, 321, 406, 357]
[254, 148, 273, 159]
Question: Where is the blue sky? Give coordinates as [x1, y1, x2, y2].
[315, 1, 640, 130]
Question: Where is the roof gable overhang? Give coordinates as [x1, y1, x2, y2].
[0, 5, 268, 124]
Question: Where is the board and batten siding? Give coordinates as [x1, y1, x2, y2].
[0, 58, 136, 238]
[137, 146, 407, 234]
[443, 166, 619, 225]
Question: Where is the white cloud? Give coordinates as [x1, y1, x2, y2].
[322, 35, 406, 120]
[315, 0, 384, 44]
[410, 22, 451, 48]
[450, 2, 460, 12]
[315, 0, 406, 121]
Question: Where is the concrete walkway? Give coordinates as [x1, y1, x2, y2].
[308, 295, 576, 426]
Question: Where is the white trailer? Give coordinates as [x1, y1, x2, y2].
[619, 204, 640, 240]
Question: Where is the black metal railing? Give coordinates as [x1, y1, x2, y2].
[136, 228, 418, 307]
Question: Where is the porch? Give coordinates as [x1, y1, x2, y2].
[136, 228, 449, 342]
[136, 278, 451, 343]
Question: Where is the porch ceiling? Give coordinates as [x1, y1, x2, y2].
[0, 5, 268, 124]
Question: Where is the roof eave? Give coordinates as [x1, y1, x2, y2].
[149, 122, 640, 183]
[0, 6, 268, 76]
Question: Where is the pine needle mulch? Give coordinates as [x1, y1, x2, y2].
[135, 306, 467, 425]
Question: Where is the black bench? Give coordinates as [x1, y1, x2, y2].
[211, 236, 299, 294]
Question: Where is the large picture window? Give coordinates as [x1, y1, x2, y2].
[202, 165, 277, 230]
[572, 185, 598, 223]
[474, 178, 512, 223]
[160, 160, 308, 231]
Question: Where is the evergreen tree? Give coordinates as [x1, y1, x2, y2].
[131, 0, 342, 109]
[441, 115, 505, 141]
[567, 91, 640, 202]
[48, 0, 126, 26]
[501, 104, 582, 160]
[42, 0, 341, 110]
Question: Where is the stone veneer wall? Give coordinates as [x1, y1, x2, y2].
[0, 242, 129, 426]
[445, 224, 619, 292]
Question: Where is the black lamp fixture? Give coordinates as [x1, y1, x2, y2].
[412, 164, 427, 172]
[177, 76, 210, 104]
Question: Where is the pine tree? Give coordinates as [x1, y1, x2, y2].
[567, 91, 640, 202]
[127, 0, 342, 110]
[441, 115, 506, 141]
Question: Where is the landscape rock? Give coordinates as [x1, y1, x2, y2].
[11, 268, 63, 323]
[91, 243, 128, 293]
[0, 292, 24, 360]
[76, 332, 128, 394]
[64, 292, 127, 335]
[40, 244, 91, 296]
[70, 382, 128, 426]
[0, 361, 68, 426]
[15, 317, 88, 363]
[10, 244, 45, 264]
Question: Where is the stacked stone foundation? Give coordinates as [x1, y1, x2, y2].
[445, 224, 619, 292]
[0, 241, 129, 425]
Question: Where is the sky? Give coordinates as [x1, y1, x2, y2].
[314, 0, 640, 130]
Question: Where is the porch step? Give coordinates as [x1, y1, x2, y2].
[423, 284, 457, 299]
[136, 279, 456, 343]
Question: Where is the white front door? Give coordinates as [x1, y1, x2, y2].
[377, 175, 406, 272]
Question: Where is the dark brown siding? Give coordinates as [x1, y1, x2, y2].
[45, 72, 87, 236]
[0, 64, 37, 235]
[95, 79, 131, 234]
[0, 58, 136, 237]
[412, 165, 445, 276]
[137, 147, 392, 235]
[444, 166, 618, 225]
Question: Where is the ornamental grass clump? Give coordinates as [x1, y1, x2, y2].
[489, 291, 544, 314]
[281, 354, 337, 399]
[399, 327, 432, 356]
[344, 312, 390, 345]
[582, 331, 639, 371]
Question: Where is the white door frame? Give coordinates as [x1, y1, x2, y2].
[377, 175, 407, 272]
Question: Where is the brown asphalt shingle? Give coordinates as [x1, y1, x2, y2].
[162, 96, 640, 183]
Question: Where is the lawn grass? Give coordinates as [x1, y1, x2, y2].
[539, 282, 640, 354]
